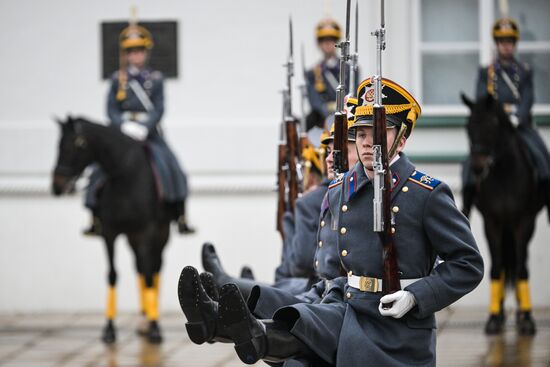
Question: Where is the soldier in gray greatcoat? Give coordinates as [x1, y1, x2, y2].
[463, 18, 550, 219]
[84, 22, 194, 235]
[196, 78, 483, 366]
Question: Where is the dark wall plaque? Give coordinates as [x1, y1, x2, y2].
[101, 21, 178, 79]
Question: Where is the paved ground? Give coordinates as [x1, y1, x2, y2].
[0, 308, 549, 367]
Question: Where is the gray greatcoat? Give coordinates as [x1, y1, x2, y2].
[272, 154, 484, 366]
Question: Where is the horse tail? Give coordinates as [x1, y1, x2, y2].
[502, 227, 516, 287]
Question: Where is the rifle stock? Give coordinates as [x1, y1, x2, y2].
[276, 143, 287, 239]
[333, 112, 349, 174]
[373, 106, 401, 296]
[286, 119, 300, 212]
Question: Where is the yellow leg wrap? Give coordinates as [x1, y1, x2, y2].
[137, 275, 146, 314]
[105, 287, 117, 320]
[516, 280, 532, 312]
[144, 287, 159, 321]
[153, 273, 160, 294]
[489, 279, 503, 314]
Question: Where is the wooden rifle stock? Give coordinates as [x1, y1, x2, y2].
[299, 134, 311, 190]
[373, 106, 401, 297]
[285, 119, 300, 212]
[333, 112, 349, 174]
[276, 143, 287, 239]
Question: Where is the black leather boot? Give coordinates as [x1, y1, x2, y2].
[202, 243, 257, 300]
[83, 215, 102, 236]
[177, 266, 230, 344]
[219, 284, 315, 365]
[240, 266, 255, 280]
[200, 271, 219, 302]
[177, 215, 196, 234]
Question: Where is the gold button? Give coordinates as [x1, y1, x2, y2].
[350, 176, 354, 182]
[342, 205, 348, 212]
[341, 249, 348, 257]
[346, 292, 352, 299]
[318, 241, 323, 248]
[315, 260, 319, 267]
[392, 206, 399, 213]
[391, 227, 396, 234]
[402, 186, 409, 192]
[340, 227, 347, 235]
[320, 220, 326, 227]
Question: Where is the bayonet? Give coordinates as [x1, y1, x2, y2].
[333, 0, 352, 175]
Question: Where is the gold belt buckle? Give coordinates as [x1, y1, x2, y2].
[359, 276, 380, 292]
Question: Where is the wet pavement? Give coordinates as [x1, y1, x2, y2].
[0, 308, 549, 366]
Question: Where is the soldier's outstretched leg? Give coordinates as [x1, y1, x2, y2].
[219, 283, 317, 365]
[177, 266, 230, 344]
[202, 242, 264, 300]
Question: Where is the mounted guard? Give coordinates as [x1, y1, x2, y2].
[462, 17, 550, 220]
[85, 14, 195, 235]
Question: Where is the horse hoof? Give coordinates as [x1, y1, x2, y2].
[147, 321, 163, 344]
[516, 311, 537, 336]
[102, 321, 116, 344]
[484, 314, 505, 335]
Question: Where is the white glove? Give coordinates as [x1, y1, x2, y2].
[509, 114, 520, 127]
[121, 121, 148, 141]
[378, 290, 416, 319]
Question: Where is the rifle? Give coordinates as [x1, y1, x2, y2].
[371, 0, 401, 306]
[333, 0, 352, 175]
[276, 18, 301, 239]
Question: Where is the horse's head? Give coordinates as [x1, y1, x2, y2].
[52, 116, 93, 196]
[462, 93, 513, 176]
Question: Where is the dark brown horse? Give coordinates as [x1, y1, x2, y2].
[52, 116, 172, 344]
[462, 94, 543, 335]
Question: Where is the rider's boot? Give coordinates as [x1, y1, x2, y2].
[176, 200, 195, 234]
[83, 212, 102, 236]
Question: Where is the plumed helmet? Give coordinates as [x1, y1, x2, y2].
[119, 24, 154, 50]
[354, 78, 421, 139]
[492, 18, 519, 42]
[316, 18, 342, 41]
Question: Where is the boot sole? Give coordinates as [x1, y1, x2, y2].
[219, 284, 262, 365]
[178, 266, 214, 344]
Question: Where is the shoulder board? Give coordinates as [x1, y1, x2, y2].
[328, 172, 347, 189]
[407, 170, 441, 191]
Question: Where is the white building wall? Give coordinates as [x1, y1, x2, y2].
[0, 0, 549, 312]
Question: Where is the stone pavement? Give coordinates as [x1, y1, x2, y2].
[0, 308, 549, 366]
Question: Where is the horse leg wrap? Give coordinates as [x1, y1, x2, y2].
[105, 287, 117, 319]
[137, 275, 146, 315]
[516, 280, 532, 312]
[153, 273, 161, 293]
[489, 279, 504, 314]
[144, 287, 159, 321]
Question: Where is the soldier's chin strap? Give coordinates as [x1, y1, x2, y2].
[388, 124, 407, 160]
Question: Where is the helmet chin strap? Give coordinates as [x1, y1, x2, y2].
[388, 123, 408, 160]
